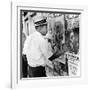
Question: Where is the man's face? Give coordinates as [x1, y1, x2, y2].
[40, 25, 47, 36]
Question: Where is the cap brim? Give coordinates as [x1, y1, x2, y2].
[35, 22, 47, 27]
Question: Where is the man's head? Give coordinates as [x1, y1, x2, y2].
[34, 16, 48, 36]
[36, 24, 47, 36]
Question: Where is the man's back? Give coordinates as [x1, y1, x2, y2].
[23, 31, 47, 67]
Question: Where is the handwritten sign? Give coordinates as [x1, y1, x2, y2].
[66, 52, 80, 76]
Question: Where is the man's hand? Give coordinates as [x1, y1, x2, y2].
[46, 60, 53, 69]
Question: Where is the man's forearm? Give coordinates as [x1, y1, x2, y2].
[48, 50, 64, 61]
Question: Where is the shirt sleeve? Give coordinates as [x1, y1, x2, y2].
[39, 39, 51, 60]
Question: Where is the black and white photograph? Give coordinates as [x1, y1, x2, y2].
[20, 9, 80, 78]
[0, 0, 89, 89]
[10, 1, 89, 88]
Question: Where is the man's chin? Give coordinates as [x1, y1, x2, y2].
[42, 33, 47, 36]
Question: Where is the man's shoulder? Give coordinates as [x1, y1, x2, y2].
[31, 31, 40, 37]
[34, 31, 44, 40]
[26, 31, 45, 42]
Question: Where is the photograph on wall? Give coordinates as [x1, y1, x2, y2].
[20, 9, 80, 79]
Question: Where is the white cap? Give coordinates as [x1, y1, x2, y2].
[33, 13, 47, 27]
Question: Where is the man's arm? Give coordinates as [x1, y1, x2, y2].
[39, 39, 53, 68]
[40, 39, 64, 61]
[39, 39, 51, 60]
[49, 44, 68, 61]
[48, 50, 64, 61]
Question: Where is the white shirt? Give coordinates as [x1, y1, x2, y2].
[23, 31, 52, 67]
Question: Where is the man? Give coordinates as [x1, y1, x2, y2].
[23, 16, 53, 77]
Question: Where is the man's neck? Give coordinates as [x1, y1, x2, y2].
[36, 30, 45, 36]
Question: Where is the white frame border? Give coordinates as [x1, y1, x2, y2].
[11, 1, 88, 89]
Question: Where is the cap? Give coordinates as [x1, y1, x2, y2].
[34, 15, 47, 27]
